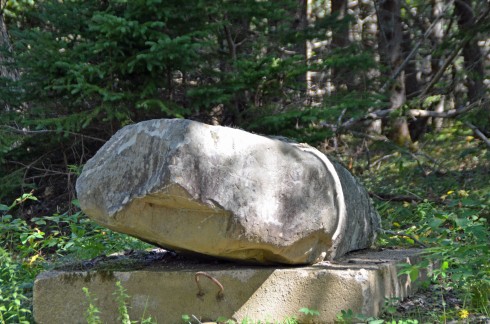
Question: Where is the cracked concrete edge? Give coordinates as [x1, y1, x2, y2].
[33, 249, 429, 324]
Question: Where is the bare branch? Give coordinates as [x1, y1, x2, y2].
[465, 122, 490, 149]
[1, 125, 106, 143]
[381, 0, 455, 92]
[223, 25, 237, 61]
[407, 99, 483, 118]
[332, 100, 485, 132]
[420, 5, 490, 97]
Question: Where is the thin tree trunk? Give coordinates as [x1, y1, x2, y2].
[430, 0, 446, 131]
[454, 0, 485, 104]
[293, 0, 308, 95]
[0, 8, 21, 111]
[377, 0, 411, 145]
[331, 0, 352, 92]
[454, 0, 488, 131]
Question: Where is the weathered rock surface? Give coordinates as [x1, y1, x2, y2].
[76, 119, 380, 264]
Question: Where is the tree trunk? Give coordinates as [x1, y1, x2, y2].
[454, 0, 485, 105]
[454, 0, 489, 132]
[293, 0, 308, 95]
[0, 9, 20, 111]
[430, 0, 446, 131]
[402, 21, 428, 141]
[331, 0, 351, 92]
[377, 0, 411, 145]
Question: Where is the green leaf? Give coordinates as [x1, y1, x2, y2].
[428, 217, 445, 229]
[441, 261, 449, 270]
[409, 268, 419, 281]
[368, 320, 385, 324]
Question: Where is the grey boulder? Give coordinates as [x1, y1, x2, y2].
[76, 119, 380, 264]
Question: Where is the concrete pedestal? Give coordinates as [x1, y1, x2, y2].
[33, 249, 428, 323]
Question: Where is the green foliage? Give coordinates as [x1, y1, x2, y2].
[0, 247, 31, 324]
[114, 281, 131, 324]
[0, 194, 152, 323]
[396, 198, 489, 309]
[0, 194, 40, 324]
[363, 126, 490, 318]
[83, 286, 102, 324]
[3, 0, 345, 197]
[181, 308, 318, 324]
[84, 281, 155, 324]
[336, 309, 384, 324]
[3, 0, 315, 133]
[1, 196, 149, 261]
[298, 307, 319, 317]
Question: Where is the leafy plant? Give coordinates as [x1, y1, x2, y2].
[0, 247, 31, 324]
[83, 286, 102, 324]
[114, 281, 131, 324]
[298, 307, 320, 317]
[395, 197, 490, 310]
[0, 194, 153, 323]
[83, 281, 156, 324]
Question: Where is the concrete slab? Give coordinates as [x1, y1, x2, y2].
[33, 249, 428, 323]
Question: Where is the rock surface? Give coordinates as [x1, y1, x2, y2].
[76, 119, 380, 264]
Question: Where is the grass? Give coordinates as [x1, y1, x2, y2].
[0, 123, 489, 323]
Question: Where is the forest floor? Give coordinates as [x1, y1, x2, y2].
[333, 122, 489, 323]
[393, 286, 490, 323]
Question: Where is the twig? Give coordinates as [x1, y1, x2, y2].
[464, 122, 490, 149]
[1, 125, 106, 143]
[191, 315, 202, 324]
[371, 153, 398, 170]
[383, 229, 427, 248]
[8, 160, 74, 177]
[369, 192, 423, 203]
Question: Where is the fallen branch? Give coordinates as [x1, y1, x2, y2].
[465, 122, 490, 149]
[408, 100, 482, 118]
[369, 192, 423, 203]
[332, 100, 485, 132]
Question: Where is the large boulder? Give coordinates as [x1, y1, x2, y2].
[76, 119, 380, 264]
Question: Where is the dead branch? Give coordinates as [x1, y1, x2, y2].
[407, 100, 482, 118]
[8, 160, 73, 177]
[1, 125, 106, 143]
[332, 100, 485, 132]
[465, 122, 490, 149]
[370, 191, 423, 203]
